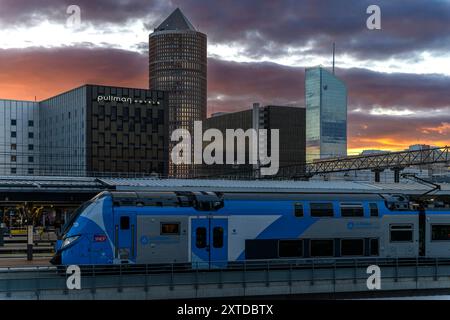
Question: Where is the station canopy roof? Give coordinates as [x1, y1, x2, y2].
[0, 176, 449, 195]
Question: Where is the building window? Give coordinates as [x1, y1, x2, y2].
[28, 168, 34, 174]
[310, 203, 334, 217]
[28, 132, 34, 139]
[11, 131, 16, 138]
[10, 168, 16, 174]
[11, 119, 16, 126]
[28, 120, 34, 127]
[11, 144, 17, 150]
[294, 203, 304, 217]
[11, 155, 16, 162]
[111, 106, 117, 120]
[390, 224, 413, 242]
[28, 144, 34, 151]
[28, 156, 34, 163]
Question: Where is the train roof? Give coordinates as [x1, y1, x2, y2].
[101, 190, 386, 210]
[105, 190, 384, 201]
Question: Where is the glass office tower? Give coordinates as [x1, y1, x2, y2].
[305, 66, 347, 162]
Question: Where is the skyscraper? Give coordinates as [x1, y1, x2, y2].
[305, 66, 347, 162]
[149, 8, 207, 178]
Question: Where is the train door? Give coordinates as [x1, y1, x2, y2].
[191, 217, 228, 269]
[114, 212, 137, 263]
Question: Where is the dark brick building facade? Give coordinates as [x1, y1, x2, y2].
[39, 84, 169, 176]
[198, 105, 306, 178]
[86, 85, 169, 175]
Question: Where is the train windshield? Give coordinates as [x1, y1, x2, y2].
[61, 192, 109, 236]
[61, 200, 93, 236]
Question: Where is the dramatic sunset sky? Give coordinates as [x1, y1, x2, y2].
[0, 0, 449, 155]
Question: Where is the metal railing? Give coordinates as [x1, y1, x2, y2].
[1, 257, 450, 298]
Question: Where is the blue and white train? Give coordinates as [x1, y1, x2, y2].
[51, 190, 450, 267]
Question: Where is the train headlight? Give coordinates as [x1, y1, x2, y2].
[61, 235, 80, 249]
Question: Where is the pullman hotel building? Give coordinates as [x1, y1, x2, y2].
[0, 85, 169, 176]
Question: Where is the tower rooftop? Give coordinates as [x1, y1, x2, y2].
[155, 8, 196, 32]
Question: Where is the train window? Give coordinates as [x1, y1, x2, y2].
[369, 203, 379, 217]
[196, 227, 207, 248]
[340, 203, 364, 217]
[310, 203, 334, 217]
[310, 239, 334, 257]
[160, 223, 180, 235]
[431, 225, 450, 241]
[213, 227, 224, 248]
[294, 203, 304, 217]
[120, 216, 130, 230]
[341, 239, 364, 256]
[390, 224, 413, 242]
[279, 240, 303, 258]
[370, 239, 379, 256]
[245, 239, 278, 259]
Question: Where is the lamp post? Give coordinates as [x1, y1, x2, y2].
[27, 224, 33, 261]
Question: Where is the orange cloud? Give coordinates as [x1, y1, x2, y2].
[348, 137, 449, 155]
[0, 47, 147, 101]
[421, 122, 450, 135]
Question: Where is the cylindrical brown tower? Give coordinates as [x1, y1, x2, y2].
[149, 8, 207, 178]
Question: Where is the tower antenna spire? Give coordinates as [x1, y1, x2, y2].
[332, 42, 336, 75]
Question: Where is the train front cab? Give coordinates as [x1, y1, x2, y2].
[55, 192, 115, 266]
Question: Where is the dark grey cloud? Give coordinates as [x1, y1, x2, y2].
[0, 0, 170, 27]
[208, 58, 450, 113]
[191, 0, 450, 60]
[207, 57, 450, 148]
[1, 0, 449, 60]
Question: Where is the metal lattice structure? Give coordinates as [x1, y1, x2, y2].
[196, 146, 450, 180]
